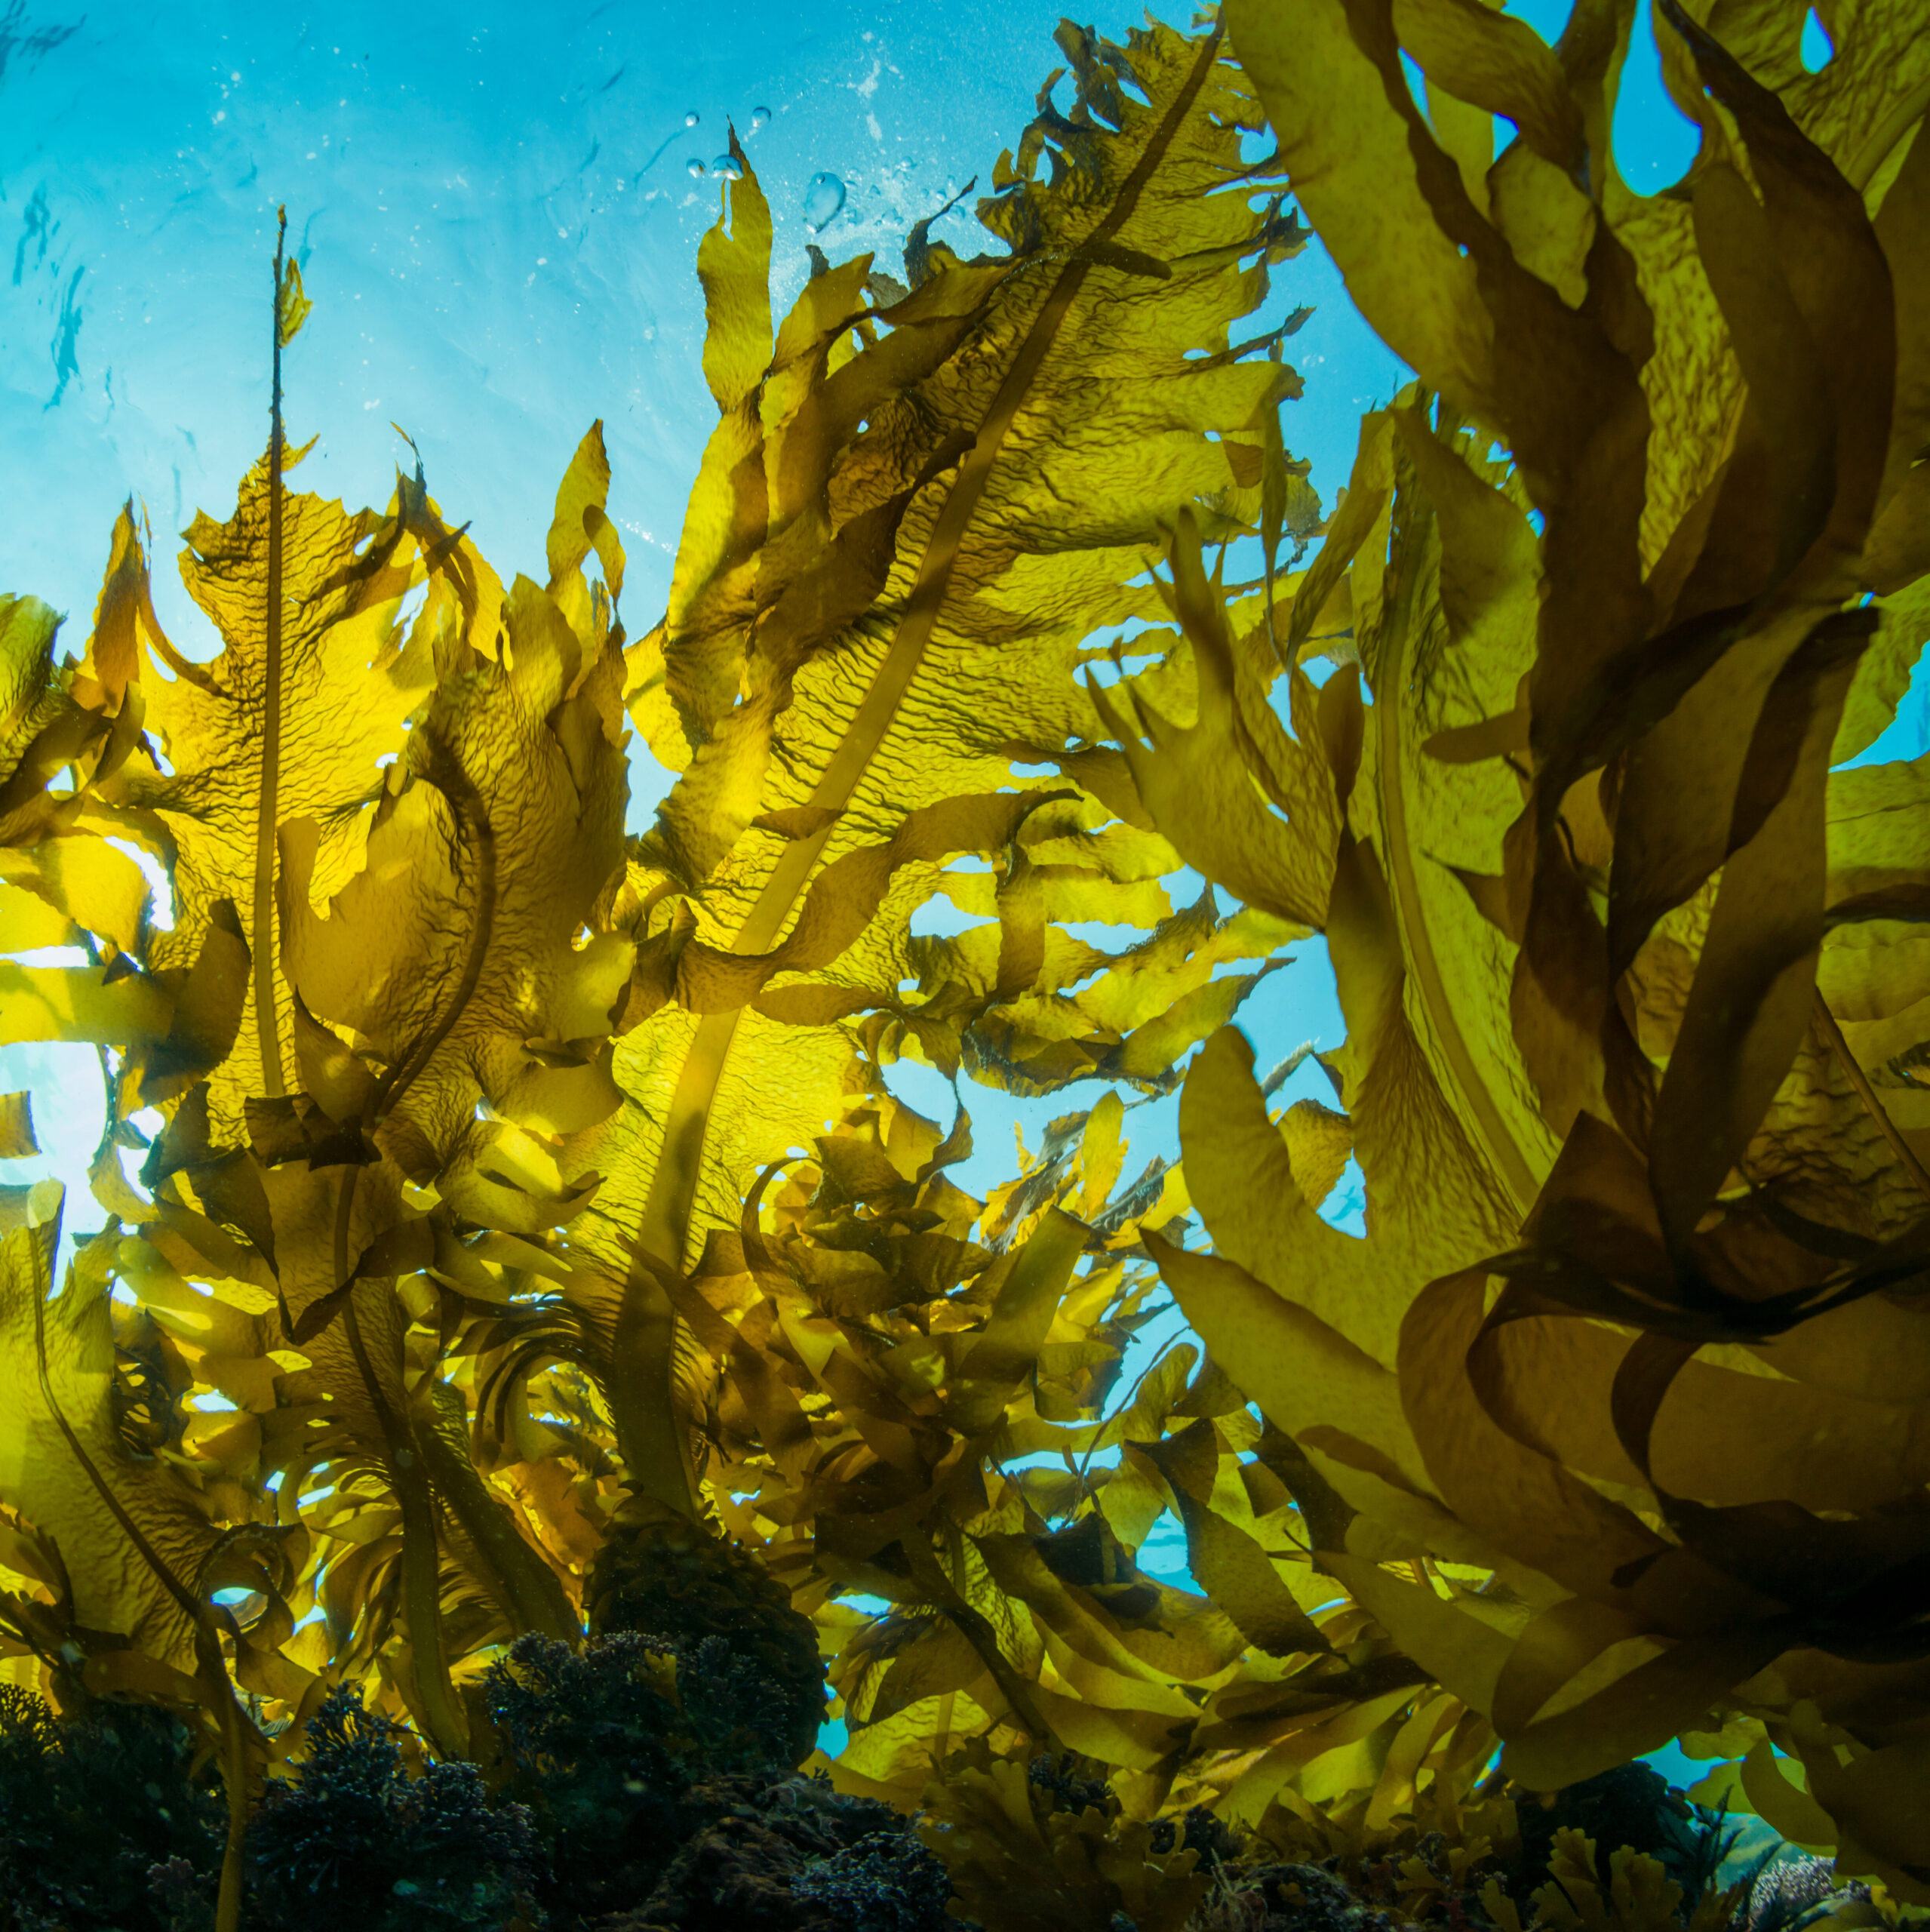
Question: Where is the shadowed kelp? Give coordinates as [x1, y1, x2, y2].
[1125, 0, 1930, 1898]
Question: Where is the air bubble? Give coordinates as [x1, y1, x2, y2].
[712, 152, 743, 181]
[749, 105, 772, 131]
[684, 109, 700, 127]
[803, 171, 846, 232]
[1799, 5, 1833, 69]
[687, 158, 707, 178]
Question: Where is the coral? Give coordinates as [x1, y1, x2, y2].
[0, 1684, 225, 1932]
[244, 1684, 539, 1932]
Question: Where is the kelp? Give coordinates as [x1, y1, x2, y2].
[1481, 1827, 1744, 1932]
[1114, 0, 1930, 1900]
[581, 14, 1311, 1517]
[654, 1089, 1531, 1880]
[5, 0, 1927, 1923]
[0, 17, 1458, 1930]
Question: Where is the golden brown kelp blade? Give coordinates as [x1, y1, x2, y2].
[1176, 0, 1930, 1887]
[155, 435, 621, 1756]
[0, 23, 1329, 1849]
[1229, 0, 1925, 1160]
[573, 20, 1312, 1517]
[0, 1187, 300, 1932]
[1136, 412, 1561, 1542]
[642, 1090, 1477, 1837]
[0, 1094, 36, 1160]
[1086, 508, 1345, 934]
[0, 221, 623, 1776]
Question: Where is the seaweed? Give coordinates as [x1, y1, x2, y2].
[789, 1823, 954, 1932]
[0, 0, 1926, 1919]
[601, 1775, 950, 1932]
[0, 1684, 224, 1932]
[480, 1628, 795, 1922]
[1510, 1768, 1739, 1917]
[244, 1685, 539, 1932]
[474, 1623, 954, 1930]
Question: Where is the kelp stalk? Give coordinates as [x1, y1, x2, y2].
[254, 208, 293, 1102]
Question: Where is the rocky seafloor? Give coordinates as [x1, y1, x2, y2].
[0, 1626, 1885, 1932]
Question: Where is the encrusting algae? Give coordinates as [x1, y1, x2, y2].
[1, 0, 1928, 1927]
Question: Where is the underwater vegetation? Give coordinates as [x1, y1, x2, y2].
[0, 0, 1927, 1926]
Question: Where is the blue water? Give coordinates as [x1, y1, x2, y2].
[0, 0, 1144, 637]
[2, 0, 1910, 1826]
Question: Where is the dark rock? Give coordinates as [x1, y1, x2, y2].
[597, 1774, 948, 1932]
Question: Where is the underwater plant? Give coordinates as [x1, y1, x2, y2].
[0, 16, 1354, 1926]
[1102, 0, 1930, 1900]
[0, 1683, 226, 1932]
[244, 1684, 539, 1932]
[0, 0, 1926, 1926]
[478, 1626, 817, 1918]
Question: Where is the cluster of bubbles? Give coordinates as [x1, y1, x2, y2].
[672, 103, 847, 236]
[685, 105, 773, 182]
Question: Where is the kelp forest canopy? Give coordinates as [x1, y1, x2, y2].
[0, 0, 1928, 1925]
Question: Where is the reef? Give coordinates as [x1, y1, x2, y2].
[0, 1658, 1841, 1932]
